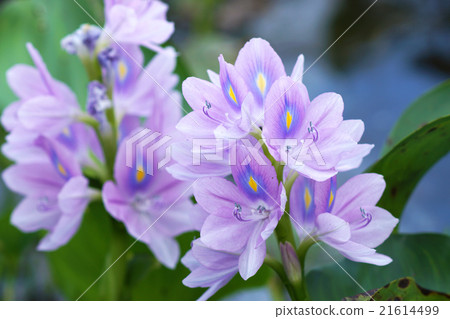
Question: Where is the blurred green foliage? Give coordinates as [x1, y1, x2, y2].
[368, 81, 450, 220]
[307, 234, 450, 300]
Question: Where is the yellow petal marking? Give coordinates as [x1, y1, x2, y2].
[248, 176, 258, 192]
[304, 187, 312, 210]
[229, 85, 237, 104]
[136, 166, 145, 183]
[57, 162, 67, 177]
[329, 191, 334, 208]
[118, 60, 128, 81]
[256, 73, 266, 95]
[62, 127, 70, 137]
[286, 111, 293, 130]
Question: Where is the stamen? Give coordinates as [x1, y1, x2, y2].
[36, 196, 51, 212]
[255, 205, 268, 215]
[202, 100, 221, 124]
[352, 208, 373, 230]
[233, 203, 271, 222]
[233, 203, 248, 222]
[307, 121, 319, 142]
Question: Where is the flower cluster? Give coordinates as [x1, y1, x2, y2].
[1, 0, 199, 268]
[177, 39, 398, 299]
[1, 0, 398, 301]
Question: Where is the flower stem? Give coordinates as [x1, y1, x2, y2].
[81, 56, 102, 82]
[100, 223, 130, 300]
[264, 256, 300, 301]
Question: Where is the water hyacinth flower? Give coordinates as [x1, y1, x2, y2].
[290, 173, 398, 265]
[178, 38, 304, 139]
[2, 43, 104, 171]
[97, 44, 179, 121]
[102, 134, 198, 269]
[102, 0, 174, 52]
[2, 136, 97, 251]
[263, 76, 373, 181]
[182, 239, 239, 301]
[3, 43, 82, 136]
[2, 122, 104, 176]
[170, 38, 305, 180]
[193, 142, 286, 279]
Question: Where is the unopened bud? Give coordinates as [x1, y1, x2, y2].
[280, 242, 302, 284]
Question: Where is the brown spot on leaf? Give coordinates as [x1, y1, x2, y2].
[418, 286, 432, 296]
[398, 278, 410, 289]
[427, 127, 437, 134]
[391, 187, 397, 197]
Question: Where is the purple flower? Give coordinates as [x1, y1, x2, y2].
[102, 136, 198, 268]
[2, 137, 96, 251]
[169, 38, 308, 180]
[290, 173, 398, 265]
[193, 143, 286, 279]
[102, 0, 174, 52]
[182, 239, 239, 301]
[61, 24, 102, 57]
[178, 55, 253, 140]
[3, 43, 82, 136]
[263, 76, 373, 181]
[3, 121, 104, 175]
[98, 45, 179, 122]
[177, 38, 304, 139]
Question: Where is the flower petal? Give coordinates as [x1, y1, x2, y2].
[57, 176, 90, 215]
[10, 197, 59, 232]
[263, 76, 309, 141]
[350, 206, 398, 248]
[239, 222, 267, 280]
[301, 92, 343, 134]
[291, 54, 305, 83]
[333, 241, 393, 266]
[18, 96, 75, 135]
[147, 234, 180, 269]
[200, 215, 254, 253]
[315, 213, 351, 245]
[231, 139, 279, 202]
[194, 177, 250, 218]
[235, 38, 285, 107]
[218, 55, 248, 110]
[333, 173, 386, 219]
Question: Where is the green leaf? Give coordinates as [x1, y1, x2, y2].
[47, 202, 115, 300]
[367, 116, 450, 218]
[125, 233, 271, 301]
[0, 0, 103, 109]
[366, 81, 450, 219]
[306, 234, 450, 301]
[382, 80, 450, 155]
[344, 277, 450, 301]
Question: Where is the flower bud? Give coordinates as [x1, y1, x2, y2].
[280, 242, 302, 284]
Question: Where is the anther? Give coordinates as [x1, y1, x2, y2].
[308, 121, 319, 142]
[233, 203, 248, 222]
